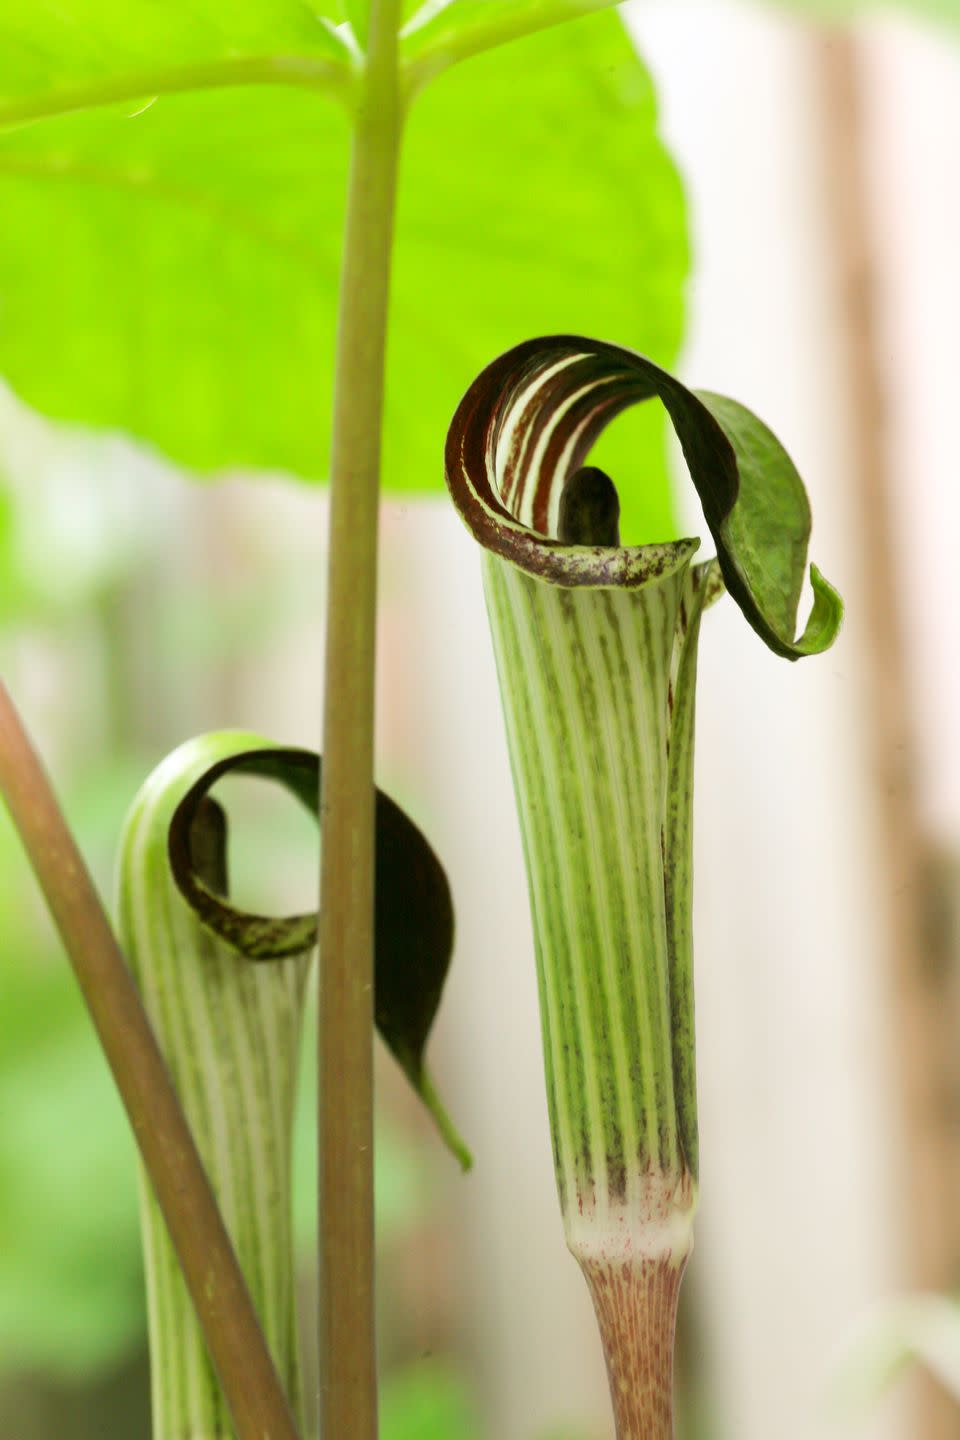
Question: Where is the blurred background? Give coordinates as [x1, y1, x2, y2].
[1, 1, 959, 1437]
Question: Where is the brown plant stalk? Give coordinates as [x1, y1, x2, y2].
[0, 680, 301, 1440]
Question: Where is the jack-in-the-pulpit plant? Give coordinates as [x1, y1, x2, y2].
[116, 731, 468, 1440]
[446, 335, 844, 1438]
[117, 736, 311, 1439]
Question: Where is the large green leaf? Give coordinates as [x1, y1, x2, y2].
[340, 0, 372, 49]
[0, 4, 352, 102]
[392, 16, 686, 530]
[400, 1, 624, 88]
[0, 13, 685, 530]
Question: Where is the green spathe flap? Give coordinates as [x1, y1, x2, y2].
[690, 391, 843, 659]
[162, 736, 471, 1170]
[445, 334, 843, 658]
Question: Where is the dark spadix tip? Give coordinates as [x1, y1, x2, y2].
[557, 466, 621, 547]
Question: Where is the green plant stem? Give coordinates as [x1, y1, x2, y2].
[318, 4, 402, 1436]
[0, 681, 301, 1440]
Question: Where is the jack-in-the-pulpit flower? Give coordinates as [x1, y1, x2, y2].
[117, 733, 468, 1440]
[445, 335, 842, 1439]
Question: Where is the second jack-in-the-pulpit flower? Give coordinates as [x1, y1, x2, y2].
[116, 735, 470, 1440]
[445, 335, 843, 1439]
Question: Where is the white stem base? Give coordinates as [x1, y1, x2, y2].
[567, 1175, 696, 1440]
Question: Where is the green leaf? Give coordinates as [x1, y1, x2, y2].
[445, 335, 842, 658]
[401, 1, 624, 89]
[340, 0, 372, 50]
[0, 4, 352, 106]
[392, 14, 686, 529]
[0, 13, 685, 533]
[165, 736, 471, 1168]
[0, 89, 352, 476]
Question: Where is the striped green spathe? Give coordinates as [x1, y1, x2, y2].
[116, 733, 308, 1440]
[483, 549, 718, 1224]
[445, 334, 842, 1237]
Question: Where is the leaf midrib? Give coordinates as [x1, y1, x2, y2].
[0, 53, 352, 134]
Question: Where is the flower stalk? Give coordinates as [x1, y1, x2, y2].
[446, 334, 842, 1437]
[0, 689, 301, 1440]
[319, 5, 403, 1432]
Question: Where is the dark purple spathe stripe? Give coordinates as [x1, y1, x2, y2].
[445, 335, 703, 590]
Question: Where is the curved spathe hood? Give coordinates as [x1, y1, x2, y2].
[445, 333, 843, 657]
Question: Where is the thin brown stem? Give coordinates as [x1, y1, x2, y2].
[317, 3, 402, 1436]
[579, 1254, 687, 1440]
[0, 680, 301, 1440]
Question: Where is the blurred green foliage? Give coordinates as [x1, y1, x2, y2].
[0, 1002, 143, 1376]
[776, 0, 960, 20]
[0, 435, 155, 1378]
[833, 1294, 960, 1418]
[380, 1366, 600, 1440]
[381, 1366, 480, 1440]
[0, 768, 144, 1377]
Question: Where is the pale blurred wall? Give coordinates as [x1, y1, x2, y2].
[628, 8, 959, 1440]
[627, 6, 903, 1437]
[860, 18, 960, 840]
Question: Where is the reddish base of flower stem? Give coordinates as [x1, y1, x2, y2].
[578, 1253, 687, 1440]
